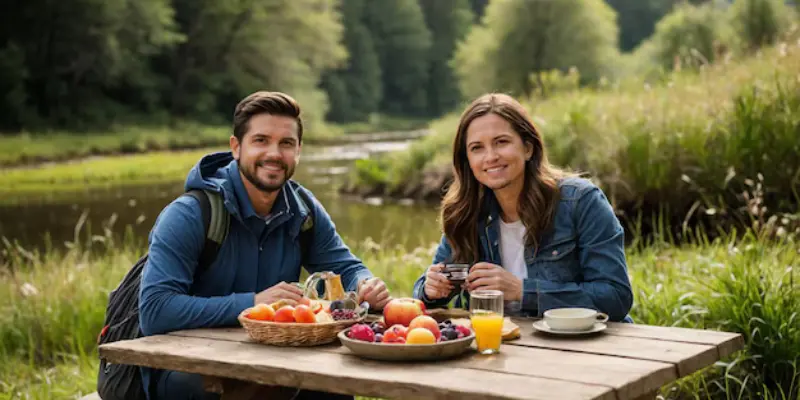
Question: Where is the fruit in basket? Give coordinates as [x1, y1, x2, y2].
[408, 316, 440, 340]
[293, 305, 316, 323]
[348, 324, 375, 342]
[331, 309, 357, 321]
[329, 300, 345, 311]
[270, 299, 294, 310]
[248, 304, 275, 321]
[274, 306, 296, 323]
[309, 301, 324, 314]
[383, 298, 426, 327]
[406, 328, 436, 344]
[382, 324, 408, 343]
[315, 310, 334, 323]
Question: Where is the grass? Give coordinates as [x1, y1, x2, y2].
[1, 215, 798, 399]
[351, 41, 800, 231]
[0, 115, 430, 168]
[0, 124, 230, 167]
[0, 148, 220, 203]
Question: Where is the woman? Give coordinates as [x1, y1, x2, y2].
[411, 93, 633, 322]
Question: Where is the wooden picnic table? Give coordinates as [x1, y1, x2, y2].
[98, 317, 743, 400]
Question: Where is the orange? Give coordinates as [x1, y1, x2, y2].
[293, 305, 316, 323]
[274, 306, 296, 323]
[248, 304, 275, 321]
[405, 327, 436, 344]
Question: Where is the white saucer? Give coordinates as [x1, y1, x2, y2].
[532, 320, 607, 335]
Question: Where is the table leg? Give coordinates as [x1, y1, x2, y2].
[202, 376, 299, 400]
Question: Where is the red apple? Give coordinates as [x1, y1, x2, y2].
[383, 298, 426, 327]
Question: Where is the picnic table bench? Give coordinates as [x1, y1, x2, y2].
[97, 317, 743, 400]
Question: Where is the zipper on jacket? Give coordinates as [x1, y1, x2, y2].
[485, 218, 495, 262]
[258, 210, 285, 251]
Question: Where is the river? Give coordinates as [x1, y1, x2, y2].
[0, 138, 442, 254]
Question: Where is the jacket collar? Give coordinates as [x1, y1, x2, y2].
[227, 161, 311, 229]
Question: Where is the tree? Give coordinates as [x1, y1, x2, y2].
[730, 0, 794, 51]
[452, 0, 619, 99]
[157, 0, 346, 128]
[605, 0, 679, 51]
[364, 0, 432, 117]
[642, 1, 734, 71]
[418, 0, 474, 117]
[469, 0, 489, 21]
[0, 0, 181, 130]
[321, 0, 382, 123]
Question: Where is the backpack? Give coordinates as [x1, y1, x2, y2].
[96, 188, 315, 400]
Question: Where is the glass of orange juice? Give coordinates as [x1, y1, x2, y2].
[469, 290, 504, 355]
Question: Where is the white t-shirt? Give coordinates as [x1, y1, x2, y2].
[499, 219, 528, 280]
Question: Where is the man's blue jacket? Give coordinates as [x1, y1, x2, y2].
[138, 151, 373, 396]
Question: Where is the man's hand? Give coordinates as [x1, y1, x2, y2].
[424, 264, 455, 300]
[357, 277, 392, 311]
[466, 262, 523, 302]
[254, 281, 304, 306]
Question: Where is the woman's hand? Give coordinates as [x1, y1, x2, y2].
[467, 262, 523, 302]
[424, 264, 454, 300]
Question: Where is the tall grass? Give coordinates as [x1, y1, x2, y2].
[351, 41, 800, 233]
[0, 124, 230, 167]
[0, 115, 428, 168]
[1, 218, 797, 399]
[0, 149, 218, 202]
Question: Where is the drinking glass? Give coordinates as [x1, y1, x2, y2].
[469, 290, 504, 355]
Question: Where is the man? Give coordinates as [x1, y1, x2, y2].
[138, 91, 392, 399]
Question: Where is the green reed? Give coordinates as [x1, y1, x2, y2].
[351, 41, 800, 233]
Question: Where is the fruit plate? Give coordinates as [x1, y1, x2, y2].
[337, 328, 475, 362]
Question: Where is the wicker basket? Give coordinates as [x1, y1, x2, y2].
[238, 309, 364, 346]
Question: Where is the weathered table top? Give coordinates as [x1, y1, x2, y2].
[98, 317, 743, 400]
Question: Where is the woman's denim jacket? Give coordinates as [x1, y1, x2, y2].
[412, 177, 634, 322]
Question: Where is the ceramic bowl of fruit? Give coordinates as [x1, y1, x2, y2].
[238, 297, 367, 347]
[337, 316, 475, 361]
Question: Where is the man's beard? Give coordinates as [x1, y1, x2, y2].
[239, 159, 295, 193]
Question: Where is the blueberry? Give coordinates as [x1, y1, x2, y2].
[371, 323, 385, 334]
[374, 333, 383, 343]
[441, 328, 459, 341]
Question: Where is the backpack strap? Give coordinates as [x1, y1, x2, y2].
[295, 188, 315, 262]
[183, 189, 230, 278]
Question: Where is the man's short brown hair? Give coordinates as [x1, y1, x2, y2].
[232, 91, 303, 142]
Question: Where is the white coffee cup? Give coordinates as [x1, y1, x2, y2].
[543, 308, 609, 331]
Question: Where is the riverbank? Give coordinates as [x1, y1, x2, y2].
[0, 129, 432, 206]
[0, 149, 217, 204]
[0, 117, 429, 168]
[345, 42, 800, 234]
[1, 224, 797, 399]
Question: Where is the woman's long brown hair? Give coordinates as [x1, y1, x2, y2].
[441, 93, 571, 263]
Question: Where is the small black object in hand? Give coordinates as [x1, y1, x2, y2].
[443, 264, 470, 284]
